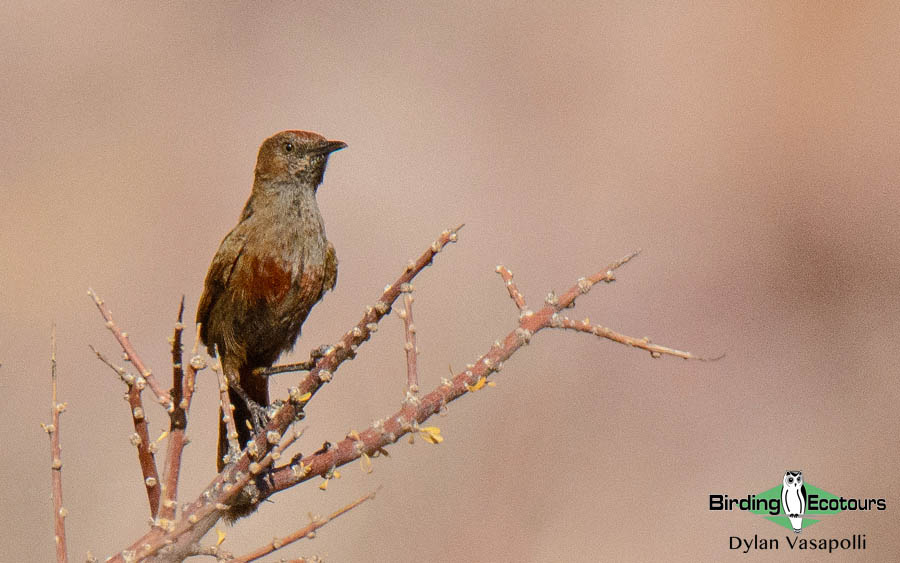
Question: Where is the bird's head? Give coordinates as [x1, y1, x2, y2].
[255, 130, 346, 187]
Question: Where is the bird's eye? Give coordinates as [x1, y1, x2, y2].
[284, 142, 294, 153]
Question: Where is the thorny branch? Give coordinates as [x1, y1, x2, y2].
[399, 292, 419, 394]
[168, 298, 188, 432]
[43, 325, 68, 563]
[78, 226, 700, 562]
[159, 303, 205, 524]
[231, 490, 377, 562]
[213, 359, 242, 466]
[105, 226, 464, 562]
[555, 317, 697, 359]
[261, 251, 698, 497]
[88, 344, 161, 518]
[89, 289, 174, 411]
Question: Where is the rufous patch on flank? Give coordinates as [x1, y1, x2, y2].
[247, 255, 292, 303]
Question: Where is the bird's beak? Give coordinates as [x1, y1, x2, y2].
[315, 140, 347, 155]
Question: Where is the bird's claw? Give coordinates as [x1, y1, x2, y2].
[246, 400, 270, 434]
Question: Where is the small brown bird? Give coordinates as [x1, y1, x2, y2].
[197, 130, 344, 471]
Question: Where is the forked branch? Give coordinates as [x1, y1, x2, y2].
[85, 228, 700, 563]
[87, 344, 161, 518]
[262, 252, 698, 497]
[89, 289, 174, 411]
[106, 226, 463, 562]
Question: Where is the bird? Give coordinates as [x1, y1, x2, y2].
[781, 470, 807, 533]
[197, 130, 344, 472]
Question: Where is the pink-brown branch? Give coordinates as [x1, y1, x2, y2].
[230, 490, 377, 562]
[168, 297, 187, 430]
[89, 289, 172, 518]
[43, 326, 68, 563]
[496, 265, 527, 311]
[88, 344, 161, 517]
[555, 316, 698, 359]
[89, 289, 174, 411]
[213, 359, 241, 466]
[104, 234, 697, 563]
[159, 302, 205, 524]
[399, 292, 419, 393]
[263, 252, 697, 495]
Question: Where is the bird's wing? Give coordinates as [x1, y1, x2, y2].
[196, 227, 248, 349]
[323, 241, 338, 292]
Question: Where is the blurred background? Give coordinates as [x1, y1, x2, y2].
[2, 2, 898, 561]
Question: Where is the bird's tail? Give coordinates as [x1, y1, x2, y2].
[217, 364, 269, 471]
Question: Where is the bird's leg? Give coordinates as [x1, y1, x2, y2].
[229, 380, 270, 432]
[252, 344, 333, 377]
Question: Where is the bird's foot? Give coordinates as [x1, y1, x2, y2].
[230, 382, 271, 433]
[246, 400, 270, 433]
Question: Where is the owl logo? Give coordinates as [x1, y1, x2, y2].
[781, 470, 807, 533]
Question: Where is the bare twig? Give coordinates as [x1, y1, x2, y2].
[213, 359, 241, 467]
[550, 250, 640, 309]
[43, 325, 68, 563]
[496, 266, 527, 311]
[399, 292, 419, 394]
[169, 296, 187, 431]
[88, 344, 161, 517]
[231, 490, 377, 563]
[187, 544, 232, 559]
[88, 289, 173, 411]
[186, 323, 202, 405]
[555, 317, 698, 359]
[160, 300, 206, 524]
[87, 345, 127, 381]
